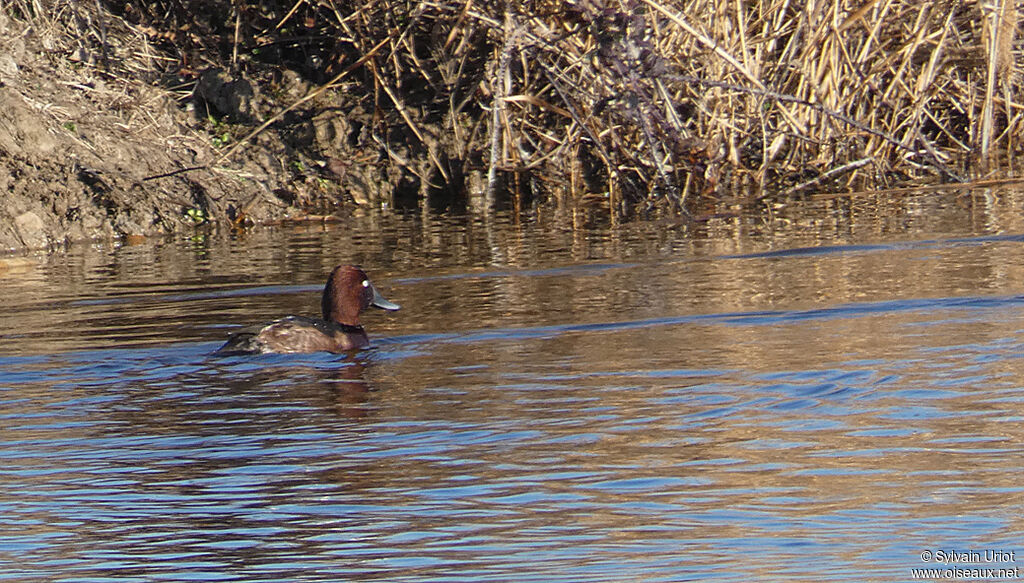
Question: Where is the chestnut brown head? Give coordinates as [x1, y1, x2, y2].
[321, 265, 400, 326]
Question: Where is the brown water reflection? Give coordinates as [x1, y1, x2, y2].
[3, 187, 1024, 581]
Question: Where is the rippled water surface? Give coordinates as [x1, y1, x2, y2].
[4, 192, 1024, 581]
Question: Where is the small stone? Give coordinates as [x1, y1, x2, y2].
[14, 211, 47, 249]
[195, 67, 260, 122]
[0, 54, 18, 80]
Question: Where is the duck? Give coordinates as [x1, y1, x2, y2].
[215, 264, 400, 355]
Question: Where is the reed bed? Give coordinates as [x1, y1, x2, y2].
[285, 0, 1021, 213]
[9, 0, 1023, 217]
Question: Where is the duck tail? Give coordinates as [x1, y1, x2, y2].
[212, 330, 265, 356]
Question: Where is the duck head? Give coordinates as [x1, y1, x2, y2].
[321, 265, 400, 327]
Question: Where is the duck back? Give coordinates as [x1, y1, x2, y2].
[214, 316, 369, 355]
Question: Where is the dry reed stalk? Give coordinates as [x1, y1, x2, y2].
[980, 0, 1009, 160]
[996, 0, 1018, 159]
[487, 9, 517, 200]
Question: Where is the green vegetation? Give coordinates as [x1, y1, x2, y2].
[210, 132, 231, 149]
[184, 207, 208, 224]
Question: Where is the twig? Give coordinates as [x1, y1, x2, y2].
[141, 165, 208, 182]
[93, 0, 108, 67]
[781, 157, 873, 196]
[488, 10, 519, 199]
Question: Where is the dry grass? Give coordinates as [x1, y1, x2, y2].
[7, 0, 1022, 218]
[287, 0, 1021, 214]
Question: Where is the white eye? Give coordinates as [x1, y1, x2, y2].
[362, 280, 370, 288]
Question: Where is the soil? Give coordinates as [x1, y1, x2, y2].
[0, 8, 385, 253]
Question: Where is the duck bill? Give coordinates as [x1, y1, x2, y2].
[369, 284, 401, 311]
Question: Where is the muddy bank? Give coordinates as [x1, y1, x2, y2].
[0, 8, 401, 253]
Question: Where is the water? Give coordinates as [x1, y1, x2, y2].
[3, 192, 1024, 581]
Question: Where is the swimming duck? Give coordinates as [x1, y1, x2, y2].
[215, 264, 400, 354]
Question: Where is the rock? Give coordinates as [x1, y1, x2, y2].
[195, 68, 260, 122]
[277, 69, 310, 101]
[0, 53, 18, 81]
[113, 213, 147, 238]
[0, 87, 58, 156]
[314, 113, 350, 153]
[14, 211, 47, 249]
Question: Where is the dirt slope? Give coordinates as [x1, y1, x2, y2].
[0, 10, 314, 252]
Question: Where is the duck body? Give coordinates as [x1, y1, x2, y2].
[215, 265, 399, 355]
[216, 316, 371, 354]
